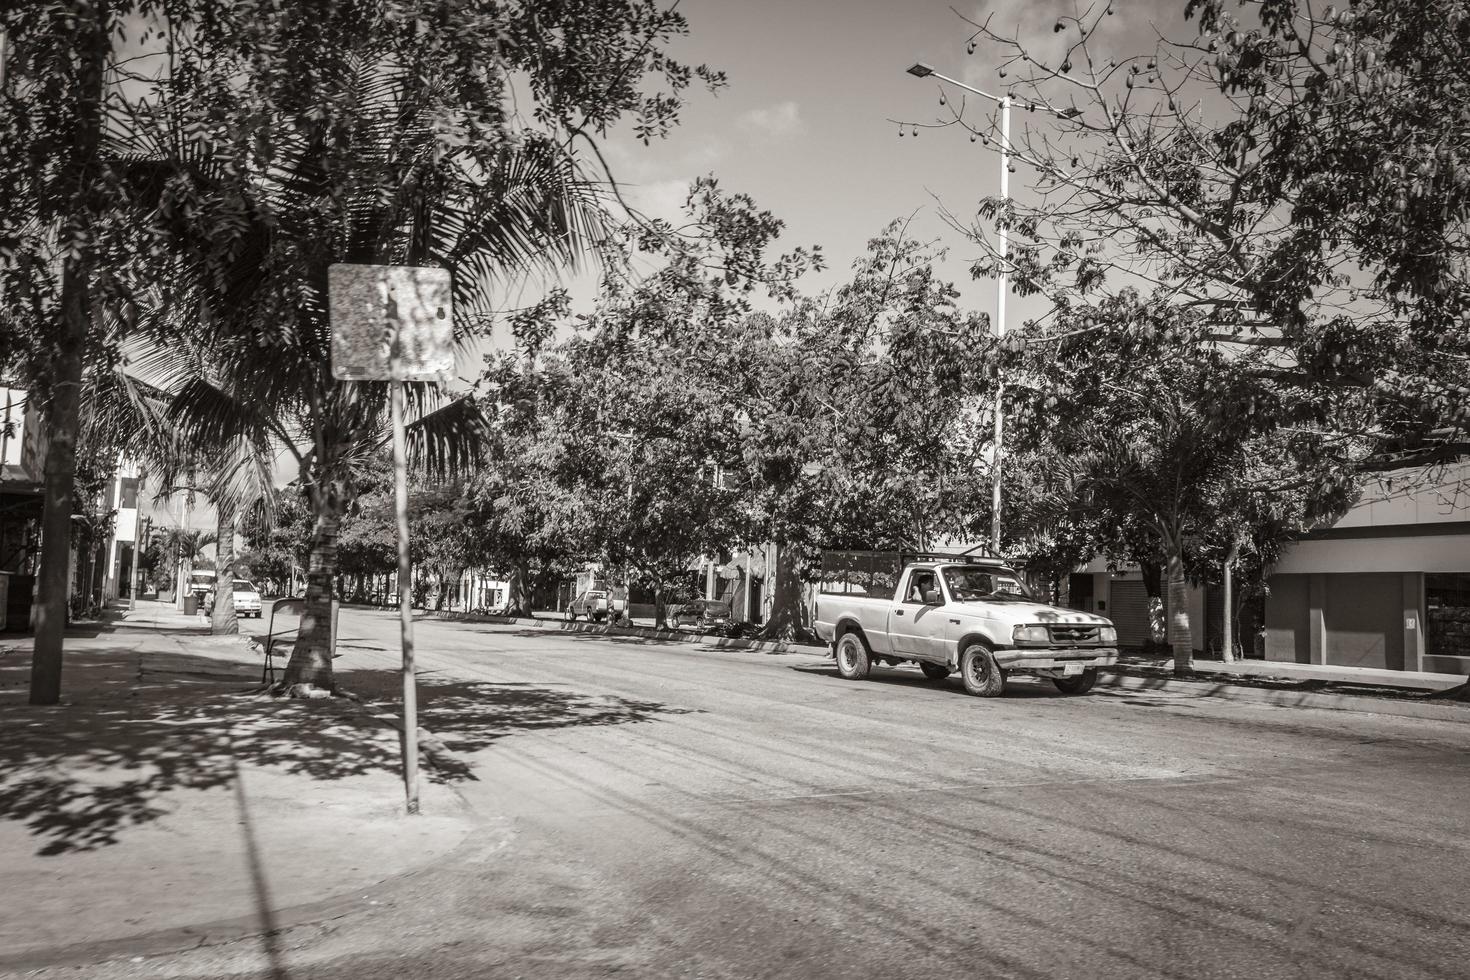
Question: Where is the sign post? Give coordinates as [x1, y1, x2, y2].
[389, 378, 417, 813]
[328, 263, 453, 815]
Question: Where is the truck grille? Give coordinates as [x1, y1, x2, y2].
[1049, 625, 1101, 645]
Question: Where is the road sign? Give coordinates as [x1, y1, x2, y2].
[326, 263, 456, 816]
[327, 264, 453, 382]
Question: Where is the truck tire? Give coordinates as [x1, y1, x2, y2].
[835, 632, 872, 680]
[919, 663, 950, 681]
[565, 608, 576, 622]
[1052, 668, 1098, 695]
[959, 642, 1005, 697]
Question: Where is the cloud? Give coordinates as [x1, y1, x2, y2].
[624, 178, 692, 226]
[602, 136, 727, 184]
[737, 100, 804, 138]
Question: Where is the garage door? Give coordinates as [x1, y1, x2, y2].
[1108, 580, 1151, 649]
[1324, 572, 1402, 670]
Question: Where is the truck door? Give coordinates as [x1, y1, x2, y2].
[890, 569, 946, 660]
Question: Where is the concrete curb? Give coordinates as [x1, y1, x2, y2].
[417, 609, 823, 655]
[1095, 667, 1470, 723]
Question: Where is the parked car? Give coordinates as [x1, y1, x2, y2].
[230, 579, 263, 618]
[664, 599, 732, 632]
[565, 590, 611, 622]
[189, 569, 217, 605]
[814, 553, 1117, 697]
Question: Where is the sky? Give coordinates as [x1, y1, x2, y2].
[485, 0, 1199, 364]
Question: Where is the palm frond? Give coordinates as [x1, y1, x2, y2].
[403, 393, 488, 481]
[438, 136, 613, 308]
[169, 376, 274, 453]
[205, 435, 279, 520]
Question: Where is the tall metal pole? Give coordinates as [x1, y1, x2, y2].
[906, 65, 1017, 557]
[391, 379, 420, 815]
[991, 96, 1010, 557]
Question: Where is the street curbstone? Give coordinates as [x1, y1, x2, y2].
[1095, 667, 1470, 723]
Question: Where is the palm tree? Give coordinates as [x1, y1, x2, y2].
[157, 526, 216, 607]
[80, 362, 264, 635]
[121, 48, 611, 692]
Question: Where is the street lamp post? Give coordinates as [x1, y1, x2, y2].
[906, 62, 1010, 557]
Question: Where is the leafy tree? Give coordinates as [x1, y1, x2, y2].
[734, 226, 994, 637]
[410, 483, 481, 610]
[467, 177, 821, 619]
[156, 525, 216, 607]
[518, 216, 995, 638]
[334, 470, 484, 609]
[541, 338, 750, 623]
[132, 1, 726, 693]
[944, 0, 1469, 474]
[461, 388, 598, 617]
[238, 490, 314, 596]
[0, 1, 218, 702]
[1004, 293, 1362, 671]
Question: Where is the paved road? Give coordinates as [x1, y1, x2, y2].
[111, 610, 1470, 978]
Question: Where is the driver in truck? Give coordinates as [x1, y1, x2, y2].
[906, 571, 937, 603]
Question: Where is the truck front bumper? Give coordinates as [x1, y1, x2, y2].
[993, 648, 1118, 671]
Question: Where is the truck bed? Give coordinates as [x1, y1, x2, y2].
[813, 594, 898, 656]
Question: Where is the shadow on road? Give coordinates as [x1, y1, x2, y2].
[500, 627, 688, 647]
[788, 662, 1060, 698]
[0, 646, 691, 856]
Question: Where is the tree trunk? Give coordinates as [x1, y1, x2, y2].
[211, 504, 238, 635]
[28, 1, 109, 705]
[1166, 550, 1193, 675]
[759, 542, 804, 640]
[175, 536, 194, 611]
[1140, 559, 1166, 654]
[506, 559, 532, 616]
[1221, 538, 1239, 664]
[280, 505, 342, 692]
[653, 582, 667, 628]
[29, 249, 82, 696]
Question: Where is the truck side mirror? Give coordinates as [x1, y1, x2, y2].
[922, 588, 942, 605]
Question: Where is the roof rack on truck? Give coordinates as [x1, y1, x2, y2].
[818, 548, 1007, 598]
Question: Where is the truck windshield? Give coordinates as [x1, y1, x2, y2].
[942, 566, 1034, 601]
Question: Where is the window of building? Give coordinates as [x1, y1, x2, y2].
[1425, 573, 1470, 660]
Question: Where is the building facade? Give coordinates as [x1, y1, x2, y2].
[1264, 465, 1470, 677]
[1, 387, 46, 629]
[1067, 561, 1212, 654]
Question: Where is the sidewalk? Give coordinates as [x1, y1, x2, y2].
[0, 604, 480, 972]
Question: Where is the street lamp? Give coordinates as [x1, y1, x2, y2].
[905, 62, 1011, 557]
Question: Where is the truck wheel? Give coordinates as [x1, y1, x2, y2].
[919, 663, 950, 681]
[565, 608, 576, 622]
[835, 632, 872, 680]
[959, 642, 1005, 697]
[1053, 668, 1098, 695]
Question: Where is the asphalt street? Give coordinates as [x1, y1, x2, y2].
[62, 608, 1470, 980]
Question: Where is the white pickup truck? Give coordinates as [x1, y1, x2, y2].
[813, 554, 1118, 697]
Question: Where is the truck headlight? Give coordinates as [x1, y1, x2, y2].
[1098, 626, 1117, 645]
[1013, 625, 1049, 644]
